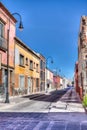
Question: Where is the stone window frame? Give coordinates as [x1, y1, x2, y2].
[29, 60, 33, 70]
[0, 20, 5, 38]
[19, 53, 25, 67]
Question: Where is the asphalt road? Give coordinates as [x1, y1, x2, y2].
[1, 88, 68, 112]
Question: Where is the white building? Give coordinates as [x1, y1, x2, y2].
[45, 68, 54, 91]
[62, 77, 70, 88]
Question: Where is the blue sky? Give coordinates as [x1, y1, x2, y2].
[1, 0, 87, 79]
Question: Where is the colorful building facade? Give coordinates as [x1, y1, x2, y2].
[45, 68, 54, 91]
[0, 2, 16, 96]
[0, 2, 41, 97]
[39, 54, 45, 91]
[78, 16, 87, 99]
[14, 37, 40, 95]
[53, 75, 60, 90]
[0, 2, 63, 98]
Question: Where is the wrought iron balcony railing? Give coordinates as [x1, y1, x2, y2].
[0, 36, 7, 51]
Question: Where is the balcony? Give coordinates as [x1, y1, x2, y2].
[0, 36, 7, 51]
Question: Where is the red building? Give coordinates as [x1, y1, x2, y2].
[74, 61, 83, 99]
[74, 62, 79, 94]
[53, 75, 61, 90]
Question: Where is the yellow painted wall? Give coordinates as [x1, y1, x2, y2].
[15, 42, 40, 77]
[14, 40, 40, 92]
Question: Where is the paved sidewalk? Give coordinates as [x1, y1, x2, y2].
[50, 88, 85, 112]
[0, 95, 30, 110]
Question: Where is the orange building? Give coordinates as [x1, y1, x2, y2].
[14, 37, 40, 95]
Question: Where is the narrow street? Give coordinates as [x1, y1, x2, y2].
[0, 88, 68, 112]
[0, 1, 87, 130]
[0, 88, 87, 130]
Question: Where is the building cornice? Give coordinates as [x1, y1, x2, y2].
[0, 2, 17, 23]
[14, 37, 40, 59]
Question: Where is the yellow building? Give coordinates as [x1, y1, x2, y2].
[13, 37, 40, 95]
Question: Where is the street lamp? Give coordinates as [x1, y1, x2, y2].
[5, 13, 24, 103]
[46, 56, 53, 68]
[45, 56, 54, 93]
[12, 13, 24, 31]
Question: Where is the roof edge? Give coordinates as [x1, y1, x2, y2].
[0, 2, 17, 23]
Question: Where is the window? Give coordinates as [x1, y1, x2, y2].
[43, 62, 45, 69]
[86, 60, 87, 67]
[82, 19, 86, 25]
[34, 62, 35, 69]
[0, 21, 4, 38]
[19, 54, 24, 66]
[36, 64, 39, 72]
[40, 60, 45, 69]
[30, 60, 33, 70]
[36, 78, 39, 91]
[26, 57, 28, 65]
[0, 53, 1, 69]
[19, 75, 25, 89]
[0, 21, 7, 50]
[40, 71, 43, 80]
[40, 60, 43, 69]
[40, 71, 45, 80]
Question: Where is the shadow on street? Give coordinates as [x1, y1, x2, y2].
[22, 89, 68, 103]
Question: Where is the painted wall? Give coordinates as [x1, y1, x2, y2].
[45, 68, 53, 90]
[0, 3, 16, 96]
[0, 5, 15, 67]
[60, 77, 63, 89]
[14, 39, 40, 93]
[53, 75, 60, 89]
